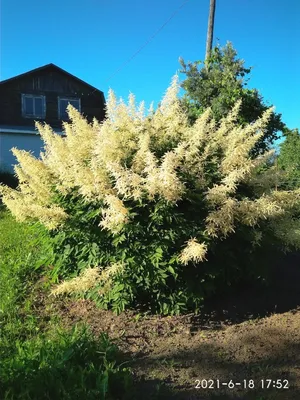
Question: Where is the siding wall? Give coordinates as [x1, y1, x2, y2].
[0, 132, 44, 173]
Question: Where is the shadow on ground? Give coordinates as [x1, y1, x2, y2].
[132, 325, 300, 399]
[190, 251, 300, 330]
[129, 252, 300, 399]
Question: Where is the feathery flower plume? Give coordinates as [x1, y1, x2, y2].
[179, 238, 208, 265]
[158, 150, 185, 202]
[205, 198, 237, 238]
[99, 194, 129, 233]
[51, 263, 125, 297]
[51, 267, 102, 296]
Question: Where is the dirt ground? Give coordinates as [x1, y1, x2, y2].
[44, 252, 300, 400]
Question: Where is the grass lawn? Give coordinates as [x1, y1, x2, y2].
[0, 206, 133, 400]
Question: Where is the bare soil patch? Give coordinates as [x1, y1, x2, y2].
[41, 252, 300, 399]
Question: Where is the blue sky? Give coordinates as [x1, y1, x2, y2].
[1, 0, 299, 139]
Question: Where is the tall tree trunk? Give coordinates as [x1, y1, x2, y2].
[205, 0, 216, 62]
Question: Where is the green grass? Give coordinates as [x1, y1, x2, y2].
[0, 206, 133, 399]
[0, 325, 132, 400]
[0, 207, 54, 317]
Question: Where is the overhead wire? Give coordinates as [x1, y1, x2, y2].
[88, 0, 191, 96]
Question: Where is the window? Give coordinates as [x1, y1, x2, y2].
[58, 97, 81, 120]
[22, 94, 46, 119]
[32, 77, 40, 90]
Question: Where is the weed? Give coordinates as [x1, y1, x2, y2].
[0, 325, 133, 400]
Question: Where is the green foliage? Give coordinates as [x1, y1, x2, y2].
[0, 325, 132, 400]
[48, 192, 108, 281]
[0, 207, 54, 318]
[0, 207, 56, 365]
[50, 185, 285, 315]
[50, 192, 209, 314]
[179, 42, 285, 156]
[277, 128, 300, 190]
[1, 77, 299, 316]
[0, 208, 133, 400]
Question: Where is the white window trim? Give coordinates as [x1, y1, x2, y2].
[21, 94, 46, 119]
[58, 97, 81, 120]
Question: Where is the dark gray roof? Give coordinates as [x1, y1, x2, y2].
[0, 63, 103, 96]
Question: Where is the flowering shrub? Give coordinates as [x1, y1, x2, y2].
[1, 76, 300, 314]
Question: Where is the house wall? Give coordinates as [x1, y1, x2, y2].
[0, 65, 105, 174]
[0, 67, 106, 129]
[0, 132, 44, 173]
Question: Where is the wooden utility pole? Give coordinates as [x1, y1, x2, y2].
[205, 0, 216, 62]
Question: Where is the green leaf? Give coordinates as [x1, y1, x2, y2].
[168, 265, 175, 275]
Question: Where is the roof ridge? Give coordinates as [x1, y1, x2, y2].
[0, 64, 104, 95]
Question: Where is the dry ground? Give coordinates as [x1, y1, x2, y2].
[41, 252, 300, 400]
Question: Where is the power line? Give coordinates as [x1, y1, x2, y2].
[88, 0, 190, 96]
[105, 0, 190, 83]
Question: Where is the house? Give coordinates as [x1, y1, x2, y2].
[0, 63, 106, 173]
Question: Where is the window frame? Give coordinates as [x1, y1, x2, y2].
[58, 97, 81, 120]
[21, 94, 46, 119]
